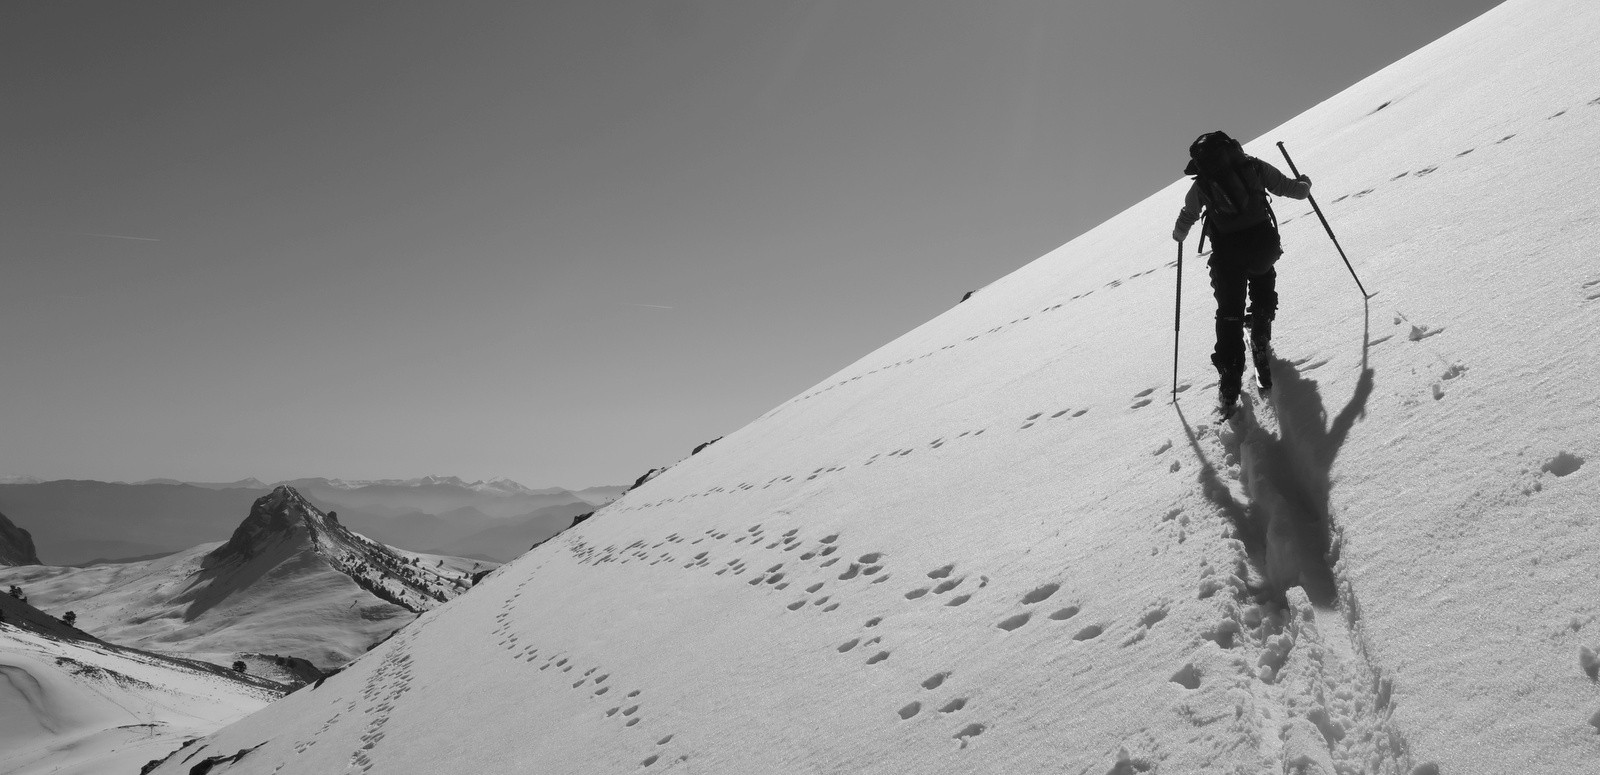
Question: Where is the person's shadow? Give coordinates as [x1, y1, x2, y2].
[1177, 355, 1374, 608]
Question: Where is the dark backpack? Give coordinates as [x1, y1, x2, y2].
[1185, 131, 1274, 235]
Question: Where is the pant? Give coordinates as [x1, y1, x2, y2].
[1207, 220, 1281, 374]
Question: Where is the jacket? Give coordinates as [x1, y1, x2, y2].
[1173, 157, 1311, 241]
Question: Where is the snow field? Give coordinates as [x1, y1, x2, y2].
[152, 0, 1600, 772]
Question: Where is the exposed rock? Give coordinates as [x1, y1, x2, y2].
[0, 508, 41, 566]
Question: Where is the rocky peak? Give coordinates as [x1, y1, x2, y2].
[0, 508, 41, 566]
[205, 485, 337, 567]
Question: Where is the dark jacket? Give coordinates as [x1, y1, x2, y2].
[1173, 157, 1310, 241]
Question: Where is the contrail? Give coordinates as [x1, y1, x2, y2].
[622, 303, 675, 310]
[79, 232, 161, 242]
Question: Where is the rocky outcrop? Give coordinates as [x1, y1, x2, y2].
[0, 509, 40, 566]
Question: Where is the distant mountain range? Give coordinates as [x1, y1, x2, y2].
[0, 476, 624, 565]
[0, 486, 487, 668]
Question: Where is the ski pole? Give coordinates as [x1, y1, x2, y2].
[1276, 142, 1373, 299]
[1172, 239, 1183, 399]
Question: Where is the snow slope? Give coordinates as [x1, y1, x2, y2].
[0, 487, 489, 668]
[0, 593, 278, 775]
[150, 1, 1600, 773]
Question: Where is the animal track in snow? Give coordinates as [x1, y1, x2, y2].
[866, 650, 891, 665]
[1021, 583, 1059, 605]
[1072, 624, 1104, 641]
[927, 564, 954, 579]
[923, 672, 950, 690]
[997, 613, 1031, 631]
[953, 723, 986, 748]
[899, 701, 921, 719]
[939, 698, 968, 713]
[946, 594, 971, 607]
[1542, 451, 1584, 477]
[1170, 663, 1201, 689]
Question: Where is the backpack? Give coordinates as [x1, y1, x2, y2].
[1184, 131, 1275, 236]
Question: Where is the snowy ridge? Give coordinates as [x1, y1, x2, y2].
[0, 486, 488, 668]
[0, 592, 278, 775]
[197, 486, 480, 618]
[149, 2, 1600, 773]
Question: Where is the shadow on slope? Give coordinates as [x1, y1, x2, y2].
[1177, 360, 1374, 607]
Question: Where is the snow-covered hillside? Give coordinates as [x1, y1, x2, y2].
[150, 1, 1599, 773]
[0, 591, 279, 775]
[0, 487, 488, 668]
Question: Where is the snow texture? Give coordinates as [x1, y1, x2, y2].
[148, 1, 1600, 772]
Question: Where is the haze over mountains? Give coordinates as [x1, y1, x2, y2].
[1, 486, 487, 668]
[144, 1, 1600, 773]
[0, 475, 623, 565]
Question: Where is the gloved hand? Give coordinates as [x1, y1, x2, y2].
[1172, 227, 1187, 243]
[1298, 174, 1312, 189]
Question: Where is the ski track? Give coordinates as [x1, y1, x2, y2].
[1171, 361, 1425, 775]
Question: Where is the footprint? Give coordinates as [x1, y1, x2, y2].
[940, 698, 968, 713]
[923, 672, 950, 690]
[1131, 399, 1152, 409]
[1414, 166, 1438, 176]
[1021, 583, 1059, 605]
[899, 702, 922, 720]
[906, 588, 930, 600]
[933, 577, 963, 594]
[1134, 388, 1155, 398]
[953, 723, 986, 748]
[866, 651, 890, 665]
[997, 613, 1031, 632]
[642, 754, 659, 767]
[927, 564, 955, 579]
[838, 638, 860, 653]
[657, 735, 674, 745]
[1049, 606, 1081, 621]
[1456, 148, 1474, 157]
[1550, 109, 1567, 119]
[1542, 451, 1584, 477]
[1139, 606, 1168, 627]
[859, 552, 883, 564]
[1073, 624, 1105, 641]
[1495, 133, 1516, 143]
[865, 617, 883, 627]
[946, 594, 971, 607]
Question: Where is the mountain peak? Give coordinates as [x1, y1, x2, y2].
[205, 486, 331, 566]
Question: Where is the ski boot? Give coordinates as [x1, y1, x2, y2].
[1247, 314, 1273, 392]
[1250, 334, 1273, 391]
[1213, 354, 1243, 419]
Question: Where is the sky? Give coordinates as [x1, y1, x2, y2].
[0, 0, 1503, 489]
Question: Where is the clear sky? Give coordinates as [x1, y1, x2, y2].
[0, 1, 1502, 489]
